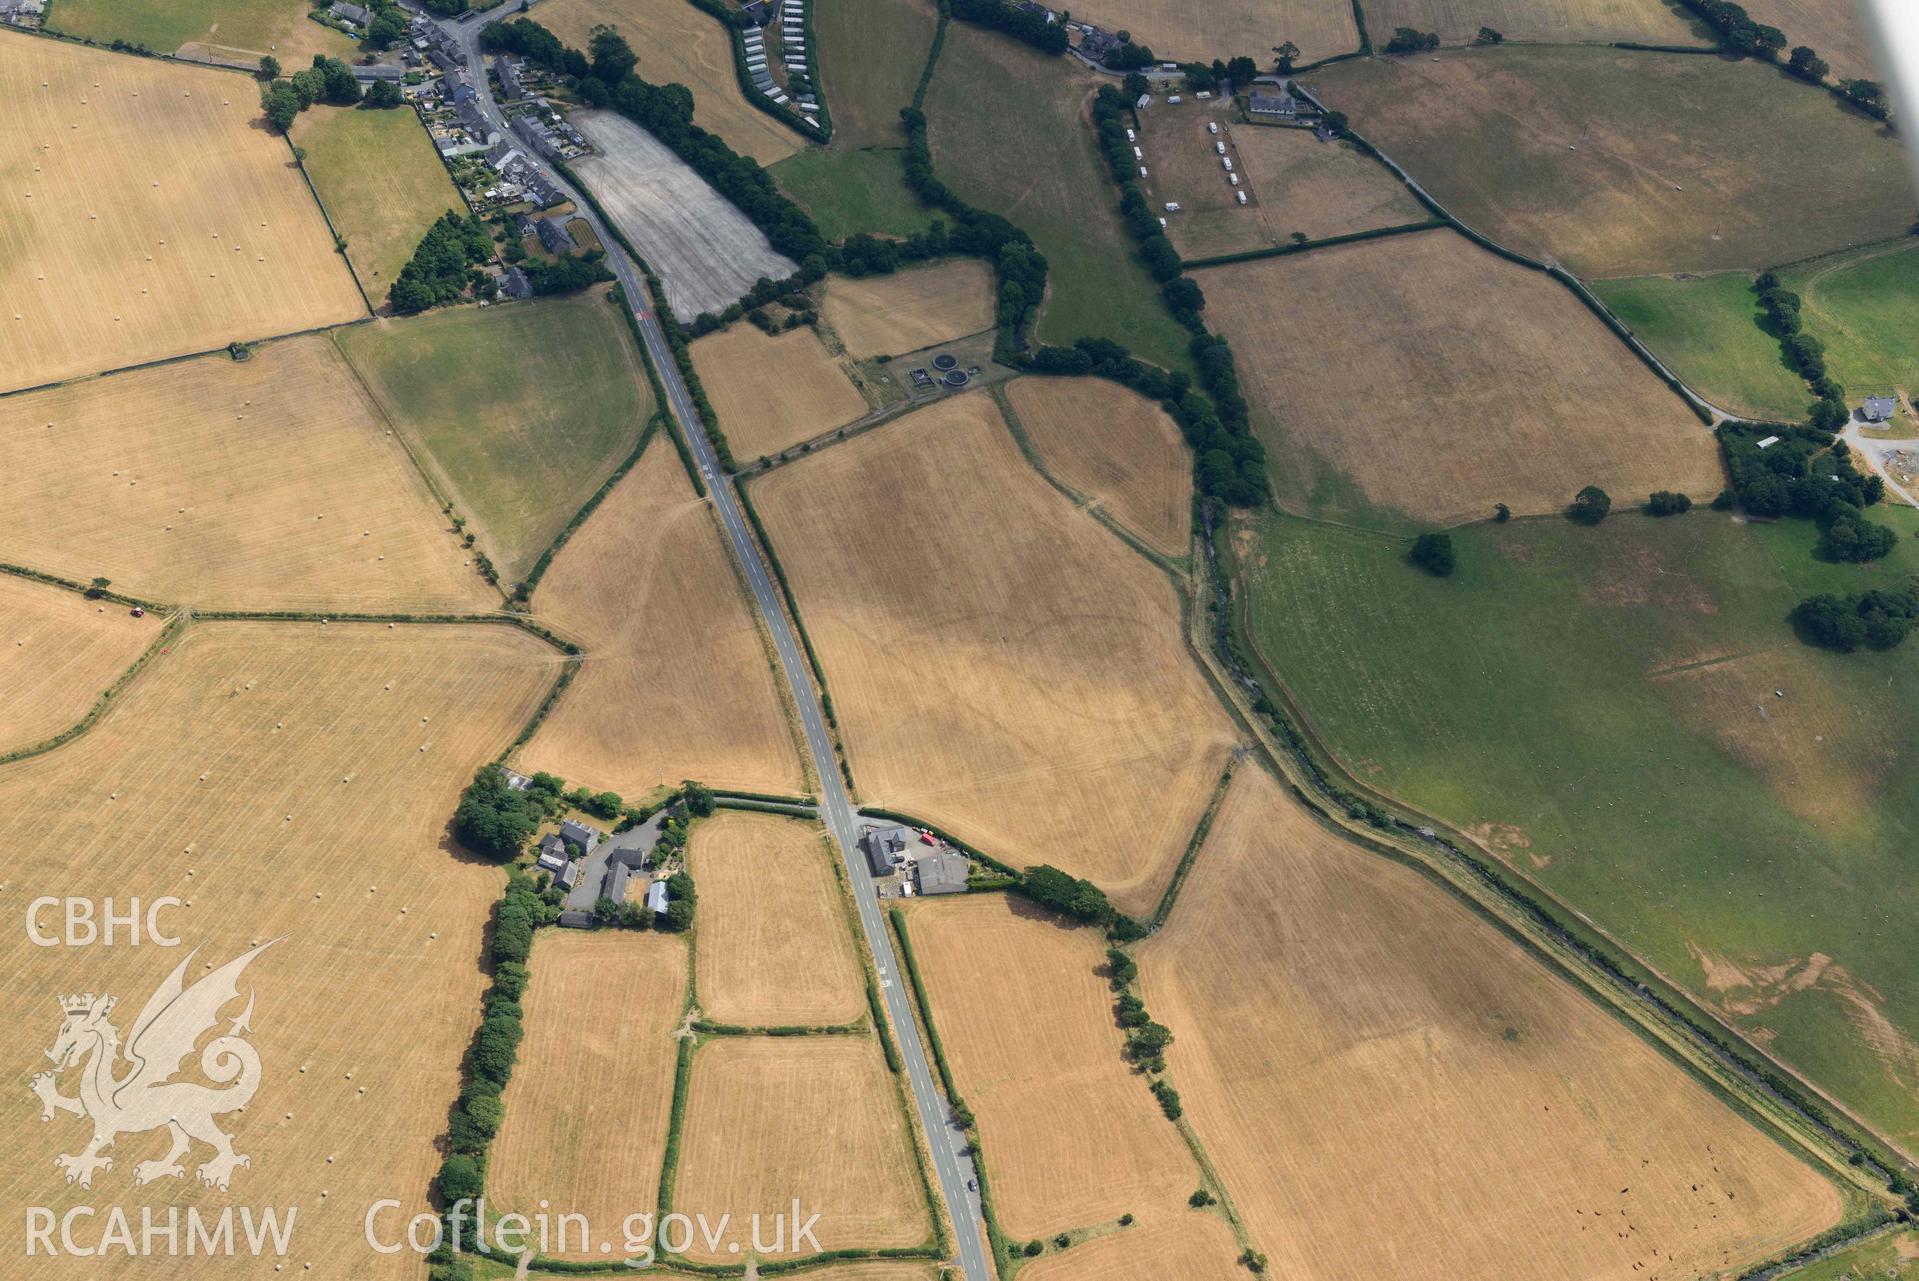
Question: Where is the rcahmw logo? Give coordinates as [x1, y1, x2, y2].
[22, 939, 298, 1258]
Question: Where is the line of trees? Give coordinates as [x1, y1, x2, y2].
[1755, 271, 1850, 431]
[1679, 0, 1886, 114]
[949, 0, 1069, 56]
[1792, 586, 1919, 652]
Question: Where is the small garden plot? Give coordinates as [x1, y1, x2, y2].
[0, 575, 157, 756]
[520, 444, 805, 798]
[0, 37, 366, 392]
[0, 336, 490, 612]
[1197, 229, 1719, 528]
[690, 811, 865, 1027]
[489, 931, 689, 1256]
[0, 620, 554, 1281]
[1138, 767, 1846, 1281]
[692, 323, 870, 461]
[672, 1037, 931, 1262]
[753, 396, 1237, 914]
[821, 260, 996, 359]
[569, 110, 798, 320]
[1005, 376, 1192, 557]
[901, 894, 1208, 1238]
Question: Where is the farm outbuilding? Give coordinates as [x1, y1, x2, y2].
[912, 848, 971, 895]
[1861, 396, 1897, 423]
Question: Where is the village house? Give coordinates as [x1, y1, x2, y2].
[1248, 88, 1300, 119]
[1862, 396, 1898, 423]
[330, 0, 371, 28]
[536, 216, 577, 256]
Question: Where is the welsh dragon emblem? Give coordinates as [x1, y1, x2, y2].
[29, 941, 277, 1191]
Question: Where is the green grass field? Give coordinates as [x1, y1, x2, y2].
[1783, 241, 1919, 401]
[772, 147, 936, 241]
[294, 104, 465, 305]
[1594, 272, 1811, 421]
[923, 24, 1194, 374]
[335, 291, 656, 583]
[815, 0, 938, 148]
[48, 0, 354, 58]
[1239, 505, 1919, 1148]
[1771, 1226, 1919, 1279]
[1310, 47, 1913, 278]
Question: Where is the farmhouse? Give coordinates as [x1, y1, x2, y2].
[1248, 88, 1300, 119]
[496, 56, 526, 99]
[331, 0, 371, 27]
[862, 825, 913, 876]
[499, 265, 532, 300]
[560, 818, 603, 852]
[912, 848, 971, 896]
[646, 880, 670, 917]
[457, 102, 498, 146]
[1078, 27, 1120, 64]
[537, 217, 577, 255]
[1861, 396, 1897, 423]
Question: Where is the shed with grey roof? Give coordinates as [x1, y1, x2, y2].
[912, 848, 971, 896]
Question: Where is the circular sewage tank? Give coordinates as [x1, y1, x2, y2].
[942, 369, 969, 388]
[932, 353, 958, 371]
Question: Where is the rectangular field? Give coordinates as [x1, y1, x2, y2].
[1239, 507, 1919, 1147]
[1364, 0, 1702, 47]
[1593, 271, 1811, 421]
[1142, 109, 1426, 261]
[821, 260, 995, 359]
[1019, 1215, 1245, 1281]
[0, 574, 159, 756]
[815, 0, 940, 148]
[691, 323, 869, 461]
[488, 930, 689, 1254]
[569, 110, 798, 321]
[1198, 229, 1720, 528]
[754, 396, 1237, 912]
[0, 336, 493, 611]
[335, 289, 655, 583]
[0, 619, 554, 1281]
[47, 0, 354, 61]
[772, 146, 939, 242]
[1068, 0, 1355, 65]
[1004, 376, 1191, 558]
[1139, 766, 1845, 1281]
[537, 0, 803, 165]
[292, 102, 465, 304]
[519, 443, 805, 797]
[1305, 47, 1913, 278]
[674, 1036, 930, 1261]
[924, 25, 1194, 374]
[689, 811, 866, 1027]
[0, 35, 366, 392]
[902, 894, 1212, 1239]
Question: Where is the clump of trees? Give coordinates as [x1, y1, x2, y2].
[390, 211, 495, 313]
[1682, 1, 1786, 59]
[1719, 426, 1896, 561]
[1021, 864, 1114, 924]
[1475, 26, 1504, 45]
[454, 768, 564, 861]
[1409, 532, 1455, 576]
[1383, 26, 1440, 54]
[1754, 272, 1849, 430]
[949, 0, 1070, 55]
[260, 53, 361, 131]
[1791, 586, 1919, 652]
[362, 79, 405, 109]
[1646, 491, 1693, 517]
[1568, 485, 1612, 525]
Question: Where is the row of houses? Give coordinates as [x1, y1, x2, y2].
[488, 142, 564, 207]
[412, 15, 464, 73]
[510, 111, 585, 163]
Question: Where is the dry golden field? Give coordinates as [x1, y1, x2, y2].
[0, 36, 365, 392]
[518, 443, 804, 797]
[903, 894, 1204, 1238]
[753, 397, 1238, 913]
[1137, 767, 1845, 1281]
[673, 1036, 930, 1262]
[51, 0, 355, 65]
[0, 575, 159, 754]
[0, 619, 554, 1281]
[1141, 107, 1426, 261]
[0, 336, 493, 611]
[820, 261, 996, 359]
[1005, 377, 1192, 558]
[488, 930, 689, 1255]
[1365, 0, 1700, 46]
[1741, 0, 1881, 81]
[1306, 48, 1912, 278]
[689, 811, 866, 1027]
[537, 0, 803, 165]
[1070, 0, 1355, 65]
[1019, 1213, 1245, 1281]
[692, 324, 870, 461]
[1198, 230, 1721, 526]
